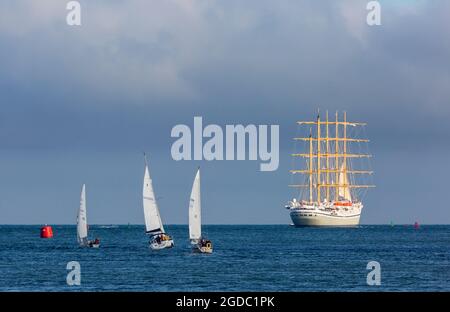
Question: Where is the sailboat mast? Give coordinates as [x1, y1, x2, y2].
[326, 111, 330, 201]
[335, 111, 339, 201]
[317, 113, 321, 203]
[344, 111, 348, 199]
[309, 129, 313, 203]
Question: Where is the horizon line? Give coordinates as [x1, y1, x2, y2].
[0, 223, 444, 226]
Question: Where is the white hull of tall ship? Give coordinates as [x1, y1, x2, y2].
[286, 201, 362, 227]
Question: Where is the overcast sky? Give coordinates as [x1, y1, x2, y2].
[1, 0, 449, 224]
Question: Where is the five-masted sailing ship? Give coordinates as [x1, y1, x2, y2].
[286, 111, 374, 226]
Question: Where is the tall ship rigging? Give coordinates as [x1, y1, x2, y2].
[286, 111, 374, 226]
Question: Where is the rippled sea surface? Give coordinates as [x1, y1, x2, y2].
[0, 225, 449, 291]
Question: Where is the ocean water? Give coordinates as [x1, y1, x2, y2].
[0, 225, 449, 291]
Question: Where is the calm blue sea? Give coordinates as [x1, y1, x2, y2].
[0, 225, 449, 291]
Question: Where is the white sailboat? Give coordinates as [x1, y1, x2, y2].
[77, 184, 100, 248]
[189, 168, 212, 253]
[143, 155, 174, 250]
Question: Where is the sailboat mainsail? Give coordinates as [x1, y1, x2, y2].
[77, 184, 88, 245]
[189, 169, 201, 242]
[143, 160, 165, 234]
[338, 164, 352, 201]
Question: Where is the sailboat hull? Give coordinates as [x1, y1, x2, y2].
[191, 239, 213, 254]
[149, 239, 174, 250]
[193, 245, 213, 254]
[79, 240, 100, 248]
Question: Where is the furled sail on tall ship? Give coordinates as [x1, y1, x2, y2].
[286, 110, 374, 226]
[338, 164, 352, 202]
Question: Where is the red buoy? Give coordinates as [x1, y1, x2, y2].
[40, 225, 54, 238]
[414, 221, 420, 230]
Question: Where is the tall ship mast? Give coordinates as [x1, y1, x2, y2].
[286, 110, 374, 226]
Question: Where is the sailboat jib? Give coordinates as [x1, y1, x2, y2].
[143, 162, 165, 234]
[77, 184, 88, 245]
[189, 168, 201, 242]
